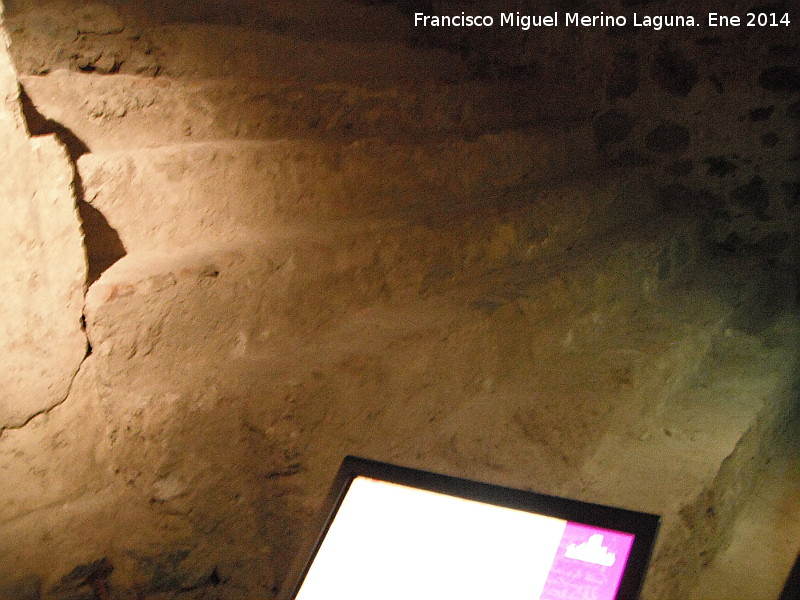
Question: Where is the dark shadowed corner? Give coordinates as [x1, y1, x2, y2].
[19, 85, 127, 286]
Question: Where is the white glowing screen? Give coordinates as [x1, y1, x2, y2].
[295, 476, 634, 600]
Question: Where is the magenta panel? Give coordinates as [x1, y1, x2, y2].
[539, 522, 635, 600]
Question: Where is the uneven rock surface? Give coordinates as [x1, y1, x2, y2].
[0, 13, 86, 429]
[0, 1, 798, 599]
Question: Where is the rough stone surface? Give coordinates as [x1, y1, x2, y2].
[704, 156, 738, 178]
[0, 15, 86, 429]
[730, 176, 771, 218]
[649, 43, 698, 97]
[607, 50, 639, 100]
[594, 109, 634, 149]
[645, 121, 691, 155]
[0, 576, 42, 600]
[758, 65, 800, 93]
[0, 1, 798, 599]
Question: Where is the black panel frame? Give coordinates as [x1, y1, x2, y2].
[280, 455, 661, 600]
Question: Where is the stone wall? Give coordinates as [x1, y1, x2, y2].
[0, 3, 86, 431]
[410, 0, 800, 264]
[0, 1, 797, 599]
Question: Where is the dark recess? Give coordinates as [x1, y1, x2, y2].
[19, 87, 127, 287]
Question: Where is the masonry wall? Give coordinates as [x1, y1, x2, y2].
[0, 1, 798, 599]
[414, 0, 800, 262]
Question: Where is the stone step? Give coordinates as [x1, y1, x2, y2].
[7, 0, 416, 51]
[20, 71, 576, 149]
[149, 23, 468, 83]
[689, 416, 800, 600]
[5, 6, 465, 83]
[76, 131, 599, 254]
[107, 0, 416, 44]
[8, 215, 795, 598]
[82, 213, 701, 389]
[284, 252, 798, 600]
[61, 213, 800, 597]
[557, 254, 800, 599]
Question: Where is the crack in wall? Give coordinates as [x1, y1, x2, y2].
[1, 15, 92, 431]
[0, 347, 88, 439]
[0, 133, 101, 435]
[0, 74, 119, 434]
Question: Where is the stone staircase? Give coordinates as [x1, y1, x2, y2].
[1, 1, 798, 599]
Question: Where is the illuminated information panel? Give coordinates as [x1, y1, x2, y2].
[281, 457, 659, 600]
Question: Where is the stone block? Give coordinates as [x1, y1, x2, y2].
[0, 22, 86, 429]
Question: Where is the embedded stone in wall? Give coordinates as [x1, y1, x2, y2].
[703, 156, 737, 178]
[665, 159, 693, 177]
[748, 105, 775, 122]
[730, 175, 770, 219]
[0, 13, 87, 429]
[760, 132, 779, 148]
[593, 109, 634, 149]
[607, 50, 639, 100]
[758, 65, 800, 93]
[781, 181, 800, 210]
[645, 121, 690, 155]
[650, 44, 698, 97]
